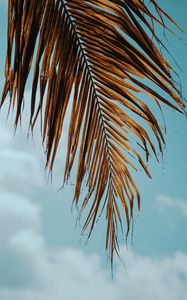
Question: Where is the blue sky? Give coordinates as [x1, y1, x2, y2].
[0, 1, 187, 299]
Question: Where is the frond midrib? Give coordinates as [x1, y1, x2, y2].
[63, 1, 115, 188]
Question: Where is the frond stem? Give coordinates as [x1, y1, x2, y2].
[62, 1, 114, 184]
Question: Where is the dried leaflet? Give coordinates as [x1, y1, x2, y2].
[1, 0, 186, 265]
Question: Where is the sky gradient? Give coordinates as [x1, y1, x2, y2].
[0, 1, 187, 299]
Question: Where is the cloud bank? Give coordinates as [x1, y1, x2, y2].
[0, 130, 186, 300]
[0, 190, 187, 300]
[157, 194, 187, 217]
[0, 90, 186, 300]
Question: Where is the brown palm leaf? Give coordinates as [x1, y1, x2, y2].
[1, 0, 186, 264]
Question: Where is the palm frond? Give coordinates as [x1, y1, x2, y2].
[1, 0, 186, 264]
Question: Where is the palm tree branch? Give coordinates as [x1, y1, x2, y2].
[1, 0, 186, 265]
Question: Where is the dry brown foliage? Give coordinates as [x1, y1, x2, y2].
[1, 0, 186, 265]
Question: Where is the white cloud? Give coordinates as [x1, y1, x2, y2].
[0, 127, 12, 148]
[0, 148, 44, 194]
[156, 194, 187, 217]
[0, 189, 187, 300]
[0, 192, 41, 243]
[0, 97, 186, 300]
[0, 73, 186, 300]
[0, 88, 73, 190]
[116, 250, 187, 300]
[0, 122, 45, 196]
[0, 190, 117, 299]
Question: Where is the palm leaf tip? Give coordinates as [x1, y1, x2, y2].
[1, 0, 186, 265]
